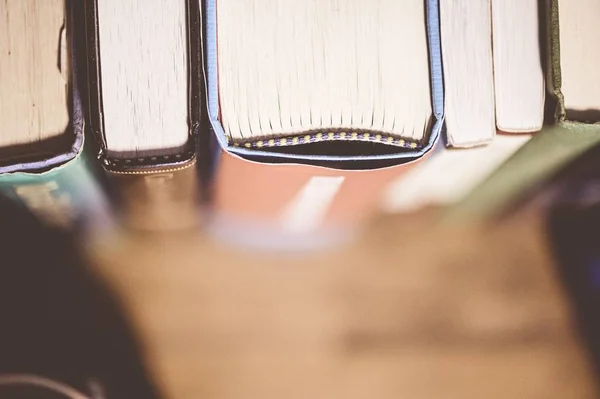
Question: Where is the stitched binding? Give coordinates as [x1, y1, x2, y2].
[230, 129, 423, 150]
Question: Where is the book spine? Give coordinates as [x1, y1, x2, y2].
[106, 163, 200, 232]
[83, 0, 203, 232]
[546, 0, 566, 122]
[209, 151, 420, 249]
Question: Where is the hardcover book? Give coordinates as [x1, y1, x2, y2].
[384, 0, 545, 214]
[0, 0, 108, 230]
[444, 0, 600, 221]
[204, 0, 444, 246]
[84, 0, 203, 231]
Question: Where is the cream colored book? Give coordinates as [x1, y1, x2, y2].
[0, 0, 108, 229]
[86, 0, 202, 231]
[492, 0, 544, 132]
[95, 0, 189, 158]
[214, 0, 434, 153]
[204, 0, 444, 246]
[0, 0, 69, 160]
[439, 0, 543, 148]
[440, 0, 495, 147]
[554, 0, 600, 121]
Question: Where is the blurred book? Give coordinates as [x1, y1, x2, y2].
[84, 0, 202, 231]
[0, 195, 158, 399]
[0, 0, 108, 229]
[205, 0, 444, 247]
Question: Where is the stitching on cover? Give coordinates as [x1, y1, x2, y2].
[107, 161, 196, 175]
[230, 131, 422, 150]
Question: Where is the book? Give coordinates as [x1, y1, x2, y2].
[0, 0, 108, 230]
[439, 0, 495, 147]
[550, 0, 600, 122]
[204, 0, 444, 245]
[84, 0, 203, 231]
[443, 0, 600, 221]
[439, 0, 543, 147]
[384, 0, 544, 214]
[388, 0, 600, 218]
[491, 0, 544, 133]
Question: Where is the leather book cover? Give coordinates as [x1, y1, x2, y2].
[84, 0, 203, 232]
[0, 0, 109, 230]
[204, 0, 444, 247]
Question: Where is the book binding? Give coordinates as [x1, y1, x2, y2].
[84, 0, 203, 230]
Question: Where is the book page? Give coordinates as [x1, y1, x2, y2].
[98, 0, 189, 156]
[217, 0, 432, 143]
[492, 0, 544, 132]
[0, 0, 68, 148]
[558, 0, 600, 120]
[440, 0, 496, 147]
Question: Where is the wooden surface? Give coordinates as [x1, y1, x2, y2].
[87, 210, 597, 398]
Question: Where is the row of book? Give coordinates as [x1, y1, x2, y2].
[1, 0, 600, 241]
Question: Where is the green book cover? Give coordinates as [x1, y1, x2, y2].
[0, 139, 109, 230]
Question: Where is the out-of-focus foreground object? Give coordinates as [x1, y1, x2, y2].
[89, 209, 598, 398]
[0, 195, 158, 398]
